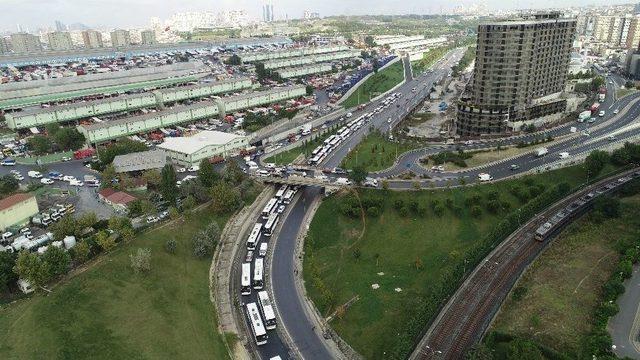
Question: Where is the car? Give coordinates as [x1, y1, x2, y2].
[1, 232, 13, 241]
[19, 227, 30, 234]
[63, 175, 76, 182]
[245, 250, 254, 262]
[176, 167, 187, 173]
[61, 156, 71, 162]
[315, 174, 329, 182]
[276, 205, 286, 214]
[256, 169, 270, 177]
[613, 109, 619, 114]
[333, 167, 347, 175]
[187, 165, 200, 172]
[158, 210, 169, 220]
[0, 159, 16, 166]
[598, 110, 605, 117]
[608, 135, 617, 141]
[510, 164, 520, 171]
[9, 170, 19, 175]
[146, 216, 159, 223]
[13, 174, 24, 181]
[69, 180, 84, 187]
[588, 117, 596, 124]
[387, 117, 392, 123]
[40, 178, 54, 185]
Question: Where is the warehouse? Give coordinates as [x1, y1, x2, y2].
[262, 50, 361, 69]
[157, 130, 248, 166]
[112, 150, 166, 173]
[238, 45, 348, 63]
[5, 77, 253, 130]
[77, 85, 306, 144]
[275, 63, 333, 78]
[0, 193, 39, 232]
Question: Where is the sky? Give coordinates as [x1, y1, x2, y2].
[0, 0, 633, 32]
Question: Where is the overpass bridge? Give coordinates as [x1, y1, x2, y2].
[255, 175, 346, 190]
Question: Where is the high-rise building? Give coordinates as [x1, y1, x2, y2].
[10, 32, 42, 54]
[0, 37, 11, 54]
[55, 20, 66, 31]
[270, 4, 274, 21]
[140, 30, 156, 45]
[456, 13, 576, 136]
[46, 31, 73, 51]
[82, 30, 103, 49]
[110, 29, 131, 47]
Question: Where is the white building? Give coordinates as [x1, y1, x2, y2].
[157, 131, 248, 166]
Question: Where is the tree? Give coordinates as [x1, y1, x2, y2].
[211, 182, 242, 214]
[98, 138, 147, 166]
[168, 206, 180, 220]
[45, 122, 61, 136]
[165, 239, 177, 254]
[72, 241, 91, 263]
[591, 76, 605, 91]
[305, 85, 314, 96]
[96, 230, 117, 252]
[142, 169, 162, 188]
[27, 135, 53, 155]
[100, 164, 117, 188]
[224, 54, 241, 65]
[53, 128, 86, 150]
[192, 221, 221, 258]
[222, 161, 245, 185]
[0, 175, 19, 196]
[0, 252, 17, 292]
[198, 158, 219, 188]
[130, 248, 151, 274]
[585, 150, 609, 178]
[160, 164, 178, 205]
[41, 246, 70, 278]
[364, 35, 375, 47]
[109, 216, 134, 241]
[51, 215, 80, 241]
[14, 251, 50, 288]
[349, 165, 368, 185]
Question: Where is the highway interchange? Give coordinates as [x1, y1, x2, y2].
[237, 49, 640, 360]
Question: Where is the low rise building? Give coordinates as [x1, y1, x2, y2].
[157, 130, 248, 166]
[113, 150, 167, 173]
[98, 188, 137, 212]
[0, 193, 39, 231]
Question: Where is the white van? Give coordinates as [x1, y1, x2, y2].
[27, 171, 42, 178]
[259, 242, 268, 257]
[17, 279, 34, 294]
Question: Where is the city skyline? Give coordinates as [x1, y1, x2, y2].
[0, 0, 634, 32]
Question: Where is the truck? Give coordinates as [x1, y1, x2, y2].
[578, 110, 591, 122]
[598, 86, 606, 102]
[535, 147, 549, 157]
[590, 102, 600, 113]
[74, 148, 96, 160]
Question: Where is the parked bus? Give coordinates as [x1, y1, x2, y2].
[262, 198, 278, 219]
[246, 223, 263, 251]
[246, 302, 268, 345]
[257, 290, 277, 330]
[282, 189, 295, 205]
[275, 185, 288, 200]
[253, 258, 264, 289]
[264, 213, 279, 237]
[241, 263, 252, 295]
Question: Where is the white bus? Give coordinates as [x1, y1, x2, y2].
[246, 223, 263, 251]
[311, 146, 323, 157]
[253, 258, 264, 289]
[275, 185, 288, 200]
[246, 302, 268, 345]
[262, 198, 278, 219]
[241, 263, 252, 295]
[257, 290, 277, 330]
[264, 213, 279, 237]
[283, 189, 295, 205]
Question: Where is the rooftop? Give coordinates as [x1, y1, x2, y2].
[112, 150, 167, 173]
[0, 193, 35, 211]
[157, 130, 246, 155]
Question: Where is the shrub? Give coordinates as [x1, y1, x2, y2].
[433, 204, 445, 217]
[367, 206, 380, 217]
[165, 239, 177, 254]
[471, 205, 482, 218]
[130, 248, 151, 274]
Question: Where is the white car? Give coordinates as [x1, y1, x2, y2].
[176, 167, 187, 173]
[276, 205, 286, 214]
[13, 174, 24, 181]
[187, 165, 200, 172]
[69, 179, 84, 187]
[27, 171, 42, 178]
[598, 110, 605, 117]
[146, 216, 159, 223]
[63, 175, 76, 182]
[61, 156, 72, 162]
[256, 169, 270, 177]
[1, 232, 13, 241]
[613, 109, 619, 114]
[40, 178, 54, 185]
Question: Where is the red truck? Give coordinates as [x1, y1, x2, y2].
[74, 148, 96, 160]
[590, 102, 600, 112]
[208, 155, 225, 164]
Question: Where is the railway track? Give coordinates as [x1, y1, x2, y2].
[413, 168, 640, 359]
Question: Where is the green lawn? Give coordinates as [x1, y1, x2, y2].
[341, 130, 420, 172]
[0, 205, 231, 360]
[617, 88, 638, 99]
[411, 46, 449, 75]
[342, 61, 405, 109]
[303, 164, 621, 359]
[488, 195, 640, 358]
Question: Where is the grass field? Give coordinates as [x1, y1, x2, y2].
[411, 46, 448, 75]
[303, 165, 613, 359]
[422, 146, 534, 171]
[490, 195, 640, 358]
[0, 205, 232, 360]
[341, 131, 420, 172]
[342, 61, 405, 109]
[617, 88, 638, 99]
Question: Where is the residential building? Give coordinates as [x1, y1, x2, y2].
[0, 37, 10, 54]
[456, 12, 576, 136]
[140, 30, 156, 45]
[97, 188, 137, 212]
[626, 48, 640, 79]
[46, 31, 73, 51]
[0, 193, 39, 231]
[82, 30, 103, 48]
[112, 150, 166, 173]
[110, 29, 131, 47]
[157, 130, 248, 166]
[10, 33, 42, 54]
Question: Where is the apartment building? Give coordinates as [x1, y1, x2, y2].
[10, 33, 42, 54]
[140, 30, 157, 45]
[82, 30, 103, 48]
[110, 29, 131, 47]
[46, 31, 73, 51]
[0, 37, 10, 54]
[456, 13, 576, 136]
